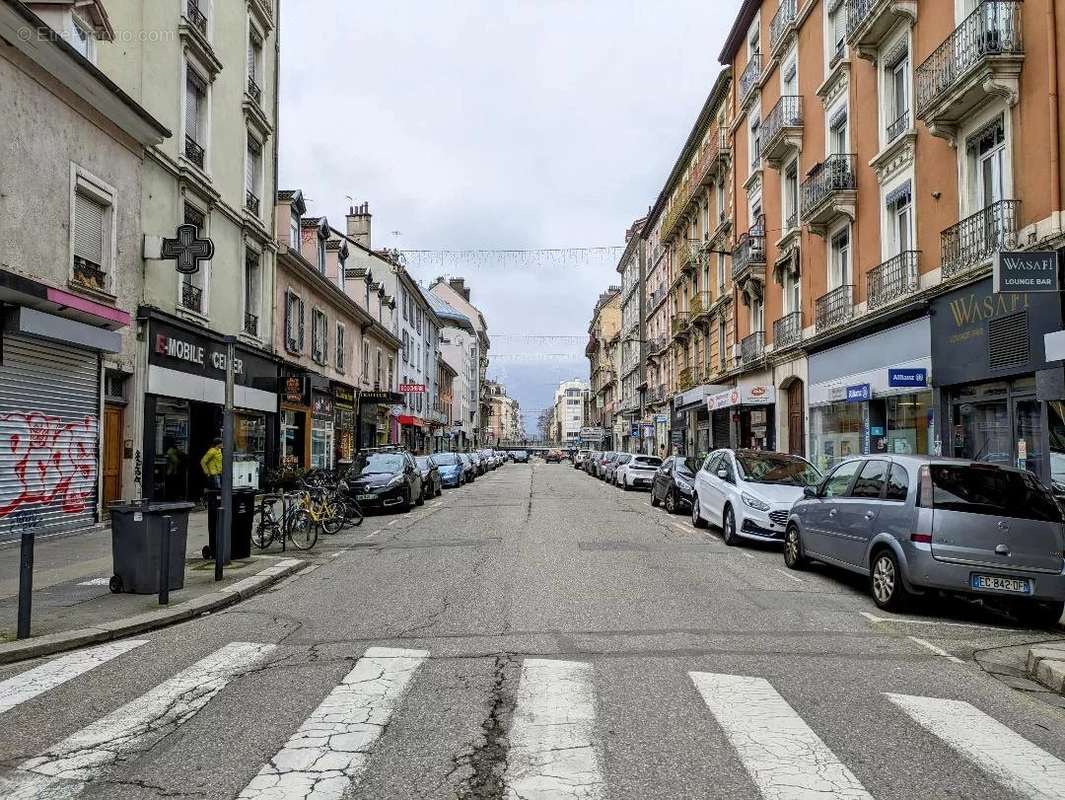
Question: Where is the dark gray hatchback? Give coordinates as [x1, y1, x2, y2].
[783, 455, 1065, 626]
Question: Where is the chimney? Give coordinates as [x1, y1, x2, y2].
[448, 277, 470, 302]
[346, 201, 371, 249]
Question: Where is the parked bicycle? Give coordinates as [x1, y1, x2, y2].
[254, 490, 318, 551]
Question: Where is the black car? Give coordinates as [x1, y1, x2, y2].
[512, 450, 529, 463]
[348, 451, 424, 512]
[651, 456, 699, 514]
[416, 456, 443, 500]
[458, 452, 476, 483]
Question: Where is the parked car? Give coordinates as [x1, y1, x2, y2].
[598, 452, 619, 480]
[470, 451, 486, 475]
[691, 449, 822, 546]
[604, 453, 630, 483]
[512, 450, 530, 463]
[348, 451, 424, 512]
[544, 450, 564, 463]
[651, 456, 698, 511]
[783, 455, 1065, 624]
[616, 454, 663, 490]
[574, 450, 590, 469]
[415, 456, 443, 499]
[458, 452, 476, 483]
[583, 451, 600, 474]
[432, 452, 465, 488]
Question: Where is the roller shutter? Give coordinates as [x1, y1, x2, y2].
[0, 336, 100, 540]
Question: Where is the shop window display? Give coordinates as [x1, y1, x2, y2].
[884, 393, 930, 456]
[810, 401, 862, 471]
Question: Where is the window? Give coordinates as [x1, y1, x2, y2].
[750, 118, 761, 172]
[969, 116, 1006, 209]
[284, 291, 305, 352]
[317, 235, 326, 274]
[850, 460, 888, 499]
[751, 295, 764, 333]
[783, 268, 800, 314]
[362, 342, 370, 381]
[245, 136, 262, 214]
[717, 319, 727, 369]
[243, 250, 261, 336]
[311, 309, 328, 363]
[828, 1, 846, 65]
[180, 205, 207, 312]
[829, 107, 848, 154]
[402, 331, 409, 363]
[71, 15, 92, 61]
[717, 252, 726, 290]
[782, 56, 797, 96]
[886, 47, 909, 139]
[289, 208, 300, 249]
[885, 464, 909, 502]
[184, 67, 207, 166]
[831, 227, 850, 287]
[822, 460, 860, 497]
[783, 160, 798, 230]
[336, 323, 346, 372]
[387, 355, 394, 389]
[888, 183, 912, 255]
[402, 289, 409, 322]
[247, 30, 263, 102]
[72, 176, 112, 291]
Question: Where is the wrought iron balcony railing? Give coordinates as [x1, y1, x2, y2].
[941, 199, 1019, 279]
[769, 0, 798, 53]
[915, 1, 1023, 120]
[739, 52, 762, 105]
[672, 312, 692, 336]
[829, 39, 846, 68]
[886, 108, 910, 143]
[648, 284, 668, 312]
[867, 250, 920, 310]
[800, 154, 856, 218]
[773, 311, 803, 350]
[690, 291, 711, 318]
[732, 218, 766, 280]
[740, 331, 765, 366]
[247, 76, 262, 105]
[846, 0, 879, 36]
[815, 284, 854, 332]
[243, 311, 259, 336]
[72, 257, 108, 292]
[761, 95, 803, 162]
[184, 135, 205, 168]
[647, 335, 669, 356]
[181, 281, 203, 314]
[245, 190, 261, 216]
[186, 1, 207, 35]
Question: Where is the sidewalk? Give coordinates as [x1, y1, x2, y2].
[0, 510, 304, 663]
[1028, 641, 1065, 695]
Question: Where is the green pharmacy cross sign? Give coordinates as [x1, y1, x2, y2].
[161, 224, 215, 275]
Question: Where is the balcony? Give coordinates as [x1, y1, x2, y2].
[186, 0, 207, 35]
[648, 284, 669, 314]
[247, 76, 262, 105]
[692, 128, 730, 189]
[672, 312, 692, 338]
[867, 250, 920, 310]
[815, 284, 854, 333]
[649, 384, 668, 405]
[739, 52, 762, 107]
[772, 311, 803, 350]
[677, 244, 697, 274]
[885, 108, 911, 145]
[690, 291, 711, 319]
[732, 219, 766, 289]
[678, 367, 694, 391]
[243, 311, 259, 337]
[181, 281, 203, 314]
[800, 154, 856, 236]
[740, 331, 765, 367]
[761, 95, 803, 169]
[72, 257, 109, 293]
[769, 0, 798, 56]
[845, 0, 917, 61]
[184, 135, 205, 169]
[915, 1, 1023, 142]
[245, 190, 261, 217]
[941, 199, 1019, 279]
[647, 335, 669, 358]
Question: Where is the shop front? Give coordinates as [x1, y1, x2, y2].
[280, 373, 310, 470]
[808, 316, 932, 472]
[706, 381, 775, 451]
[931, 278, 1064, 484]
[142, 312, 278, 502]
[674, 383, 728, 459]
[357, 390, 404, 451]
[398, 415, 428, 452]
[333, 383, 356, 467]
[310, 386, 334, 470]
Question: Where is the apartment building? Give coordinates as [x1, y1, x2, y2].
[616, 219, 646, 452]
[718, 0, 1065, 479]
[431, 278, 491, 446]
[552, 379, 591, 447]
[430, 293, 478, 450]
[485, 381, 522, 443]
[586, 287, 621, 441]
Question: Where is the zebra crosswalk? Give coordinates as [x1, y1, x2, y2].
[0, 640, 1062, 799]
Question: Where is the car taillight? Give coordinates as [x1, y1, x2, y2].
[917, 465, 933, 508]
[911, 533, 932, 544]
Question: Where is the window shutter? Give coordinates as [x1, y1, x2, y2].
[73, 191, 105, 267]
[298, 297, 305, 350]
[185, 70, 205, 143]
[284, 291, 292, 347]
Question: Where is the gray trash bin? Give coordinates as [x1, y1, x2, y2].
[109, 500, 194, 594]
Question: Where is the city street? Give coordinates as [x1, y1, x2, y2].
[0, 461, 1063, 799]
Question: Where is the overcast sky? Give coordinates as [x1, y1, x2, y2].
[278, 1, 742, 431]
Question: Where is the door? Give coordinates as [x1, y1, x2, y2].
[707, 452, 736, 523]
[103, 405, 123, 507]
[804, 459, 862, 558]
[835, 459, 889, 567]
[787, 381, 805, 456]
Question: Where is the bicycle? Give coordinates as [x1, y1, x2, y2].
[254, 491, 318, 551]
[300, 472, 364, 531]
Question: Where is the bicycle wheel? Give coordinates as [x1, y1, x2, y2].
[286, 509, 318, 550]
[253, 508, 277, 549]
[321, 500, 344, 535]
[348, 499, 364, 527]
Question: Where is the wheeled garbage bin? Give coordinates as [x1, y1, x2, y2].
[203, 488, 256, 561]
[108, 501, 194, 594]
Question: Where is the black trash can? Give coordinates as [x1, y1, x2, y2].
[203, 488, 257, 561]
[109, 501, 194, 594]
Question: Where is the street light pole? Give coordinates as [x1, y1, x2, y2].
[218, 335, 235, 581]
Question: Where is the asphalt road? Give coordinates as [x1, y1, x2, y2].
[1, 461, 1064, 799]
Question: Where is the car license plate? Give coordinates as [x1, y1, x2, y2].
[357, 493, 375, 501]
[970, 574, 1031, 594]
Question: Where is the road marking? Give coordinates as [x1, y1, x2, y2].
[388, 520, 397, 526]
[671, 523, 693, 534]
[238, 646, 428, 800]
[886, 694, 1065, 799]
[368, 529, 382, 538]
[0, 642, 273, 798]
[742, 552, 755, 560]
[504, 658, 604, 800]
[0, 640, 148, 717]
[773, 568, 803, 584]
[75, 577, 109, 587]
[859, 611, 999, 630]
[907, 636, 964, 664]
[690, 672, 873, 800]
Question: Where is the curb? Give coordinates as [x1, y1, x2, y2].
[1026, 642, 1065, 694]
[0, 557, 304, 666]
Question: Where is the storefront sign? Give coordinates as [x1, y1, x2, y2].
[741, 385, 774, 405]
[641, 424, 655, 438]
[670, 429, 684, 445]
[708, 388, 740, 410]
[399, 383, 427, 393]
[654, 414, 668, 423]
[630, 423, 640, 438]
[148, 318, 275, 390]
[332, 383, 356, 409]
[359, 390, 404, 405]
[888, 368, 927, 388]
[846, 384, 871, 403]
[282, 376, 309, 406]
[581, 426, 606, 440]
[994, 250, 1059, 293]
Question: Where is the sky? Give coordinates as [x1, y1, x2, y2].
[278, 0, 743, 434]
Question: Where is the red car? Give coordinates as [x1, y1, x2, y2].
[544, 450, 564, 463]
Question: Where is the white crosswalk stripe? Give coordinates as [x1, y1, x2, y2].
[690, 672, 873, 800]
[886, 693, 1065, 800]
[503, 658, 604, 800]
[238, 646, 428, 800]
[0, 641, 274, 800]
[0, 640, 147, 717]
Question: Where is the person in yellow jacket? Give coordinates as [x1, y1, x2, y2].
[200, 437, 223, 490]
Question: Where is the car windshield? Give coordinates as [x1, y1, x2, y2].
[415, 457, 432, 469]
[617, 454, 632, 464]
[634, 456, 662, 467]
[356, 454, 404, 474]
[676, 457, 698, 476]
[515, 451, 527, 457]
[928, 464, 1062, 522]
[434, 453, 460, 466]
[735, 452, 821, 486]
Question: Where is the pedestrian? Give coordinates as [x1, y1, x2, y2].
[200, 437, 223, 490]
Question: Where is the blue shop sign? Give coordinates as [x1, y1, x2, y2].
[846, 384, 871, 403]
[888, 368, 927, 388]
[630, 423, 640, 438]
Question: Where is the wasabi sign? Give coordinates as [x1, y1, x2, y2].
[993, 250, 1059, 293]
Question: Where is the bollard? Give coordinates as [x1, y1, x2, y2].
[16, 532, 34, 639]
[214, 502, 224, 581]
[159, 515, 171, 606]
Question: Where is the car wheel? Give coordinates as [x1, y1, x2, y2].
[870, 548, 910, 611]
[721, 505, 738, 546]
[650, 489, 661, 508]
[783, 525, 808, 570]
[691, 494, 707, 528]
[1015, 599, 1065, 629]
[415, 486, 425, 506]
[436, 484, 443, 497]
[401, 491, 412, 512]
[664, 490, 676, 514]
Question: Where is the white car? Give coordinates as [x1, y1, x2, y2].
[615, 454, 662, 489]
[574, 450, 590, 469]
[691, 449, 822, 546]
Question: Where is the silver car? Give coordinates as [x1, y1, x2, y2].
[783, 454, 1065, 626]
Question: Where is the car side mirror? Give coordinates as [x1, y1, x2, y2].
[803, 485, 818, 499]
[716, 469, 728, 480]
